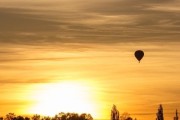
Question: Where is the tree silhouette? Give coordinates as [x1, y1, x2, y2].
[0, 117, 3, 120]
[120, 112, 133, 120]
[42, 116, 51, 120]
[32, 115, 40, 120]
[85, 114, 93, 120]
[16, 116, 25, 120]
[6, 113, 16, 120]
[111, 105, 119, 120]
[3, 112, 93, 120]
[24, 117, 30, 120]
[52, 113, 93, 120]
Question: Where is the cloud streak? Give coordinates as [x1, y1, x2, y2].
[0, 0, 180, 45]
[0, 1, 180, 119]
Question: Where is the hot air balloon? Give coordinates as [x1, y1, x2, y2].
[134, 50, 144, 63]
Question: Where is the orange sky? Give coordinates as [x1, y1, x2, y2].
[0, 1, 180, 120]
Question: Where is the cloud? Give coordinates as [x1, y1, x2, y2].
[0, 0, 180, 46]
[0, 7, 61, 45]
[80, 0, 180, 41]
[0, 78, 53, 84]
[0, 57, 80, 63]
[0, 8, 59, 32]
[0, 100, 34, 106]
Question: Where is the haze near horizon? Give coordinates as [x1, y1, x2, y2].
[0, 0, 180, 120]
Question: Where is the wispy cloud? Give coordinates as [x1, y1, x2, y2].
[0, 0, 180, 45]
[0, 1, 180, 119]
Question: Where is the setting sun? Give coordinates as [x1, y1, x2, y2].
[0, 0, 180, 120]
[28, 81, 97, 117]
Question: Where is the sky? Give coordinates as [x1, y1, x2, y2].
[0, 0, 180, 120]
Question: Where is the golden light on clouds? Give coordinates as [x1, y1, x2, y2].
[0, 0, 180, 120]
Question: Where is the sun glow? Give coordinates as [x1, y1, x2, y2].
[29, 81, 97, 117]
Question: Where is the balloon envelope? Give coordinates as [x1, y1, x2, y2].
[134, 50, 144, 62]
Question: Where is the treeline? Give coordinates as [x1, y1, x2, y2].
[0, 112, 93, 120]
